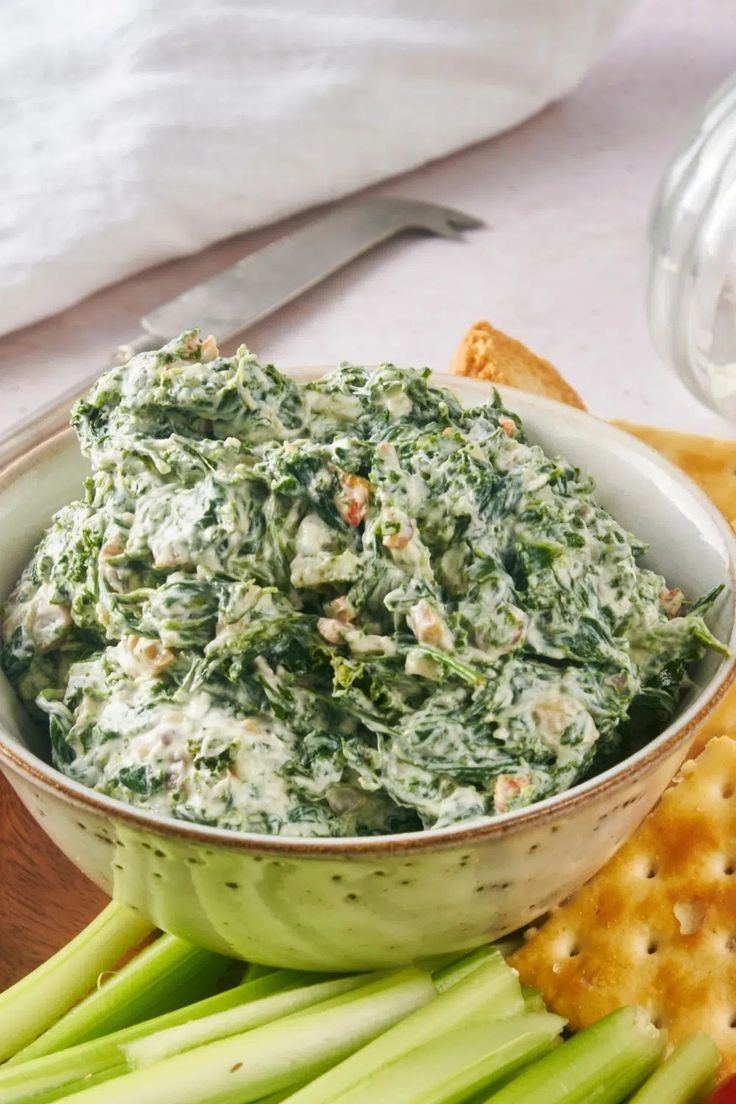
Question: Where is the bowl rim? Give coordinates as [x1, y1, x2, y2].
[1, 367, 735, 856]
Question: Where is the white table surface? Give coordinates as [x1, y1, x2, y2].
[1, 0, 735, 438]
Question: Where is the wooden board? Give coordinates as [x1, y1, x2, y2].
[0, 773, 107, 989]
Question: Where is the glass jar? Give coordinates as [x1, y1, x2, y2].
[649, 73, 736, 421]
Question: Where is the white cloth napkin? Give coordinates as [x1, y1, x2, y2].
[1, 0, 632, 338]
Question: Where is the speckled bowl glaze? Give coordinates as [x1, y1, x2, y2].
[1, 370, 735, 971]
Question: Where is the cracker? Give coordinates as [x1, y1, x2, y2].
[510, 736, 736, 1076]
[614, 421, 736, 532]
[688, 688, 736, 759]
[449, 319, 587, 410]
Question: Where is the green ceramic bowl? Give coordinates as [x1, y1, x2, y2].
[1, 369, 734, 969]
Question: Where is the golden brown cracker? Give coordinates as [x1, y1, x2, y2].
[614, 421, 736, 531]
[450, 319, 587, 410]
[689, 689, 736, 759]
[510, 736, 736, 1075]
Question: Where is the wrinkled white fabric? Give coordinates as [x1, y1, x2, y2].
[1, 0, 632, 337]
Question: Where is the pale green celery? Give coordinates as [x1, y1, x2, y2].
[281, 953, 525, 1104]
[433, 947, 504, 993]
[126, 973, 374, 1068]
[0, 902, 153, 1063]
[49, 968, 434, 1104]
[0, 970, 311, 1104]
[329, 1013, 565, 1104]
[256, 1088, 308, 1104]
[521, 988, 546, 1014]
[628, 1034, 720, 1104]
[243, 963, 277, 982]
[478, 1006, 664, 1104]
[10, 935, 230, 1066]
[414, 952, 462, 974]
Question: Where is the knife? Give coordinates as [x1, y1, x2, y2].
[118, 195, 483, 361]
[0, 196, 482, 467]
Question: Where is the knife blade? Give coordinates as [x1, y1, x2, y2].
[0, 196, 482, 465]
[117, 196, 483, 362]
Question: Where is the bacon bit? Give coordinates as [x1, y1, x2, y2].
[376, 441, 398, 466]
[125, 635, 175, 675]
[407, 599, 454, 650]
[335, 472, 371, 527]
[659, 587, 685, 618]
[100, 535, 126, 592]
[100, 534, 123, 559]
[384, 527, 413, 550]
[493, 774, 531, 814]
[325, 595, 356, 624]
[345, 500, 364, 526]
[499, 416, 517, 437]
[201, 335, 219, 362]
[382, 508, 414, 550]
[317, 617, 343, 644]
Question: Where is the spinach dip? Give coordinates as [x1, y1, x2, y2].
[1, 333, 725, 836]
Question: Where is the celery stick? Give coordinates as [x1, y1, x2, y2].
[243, 963, 276, 982]
[281, 953, 525, 1104]
[433, 947, 504, 993]
[0, 970, 312, 1104]
[330, 1013, 565, 1104]
[628, 1034, 720, 1104]
[0, 902, 153, 1063]
[478, 1006, 664, 1104]
[49, 968, 434, 1104]
[0, 1046, 128, 1104]
[257, 1089, 308, 1104]
[126, 973, 374, 1068]
[414, 952, 462, 973]
[9, 935, 229, 1065]
[521, 987, 546, 1014]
